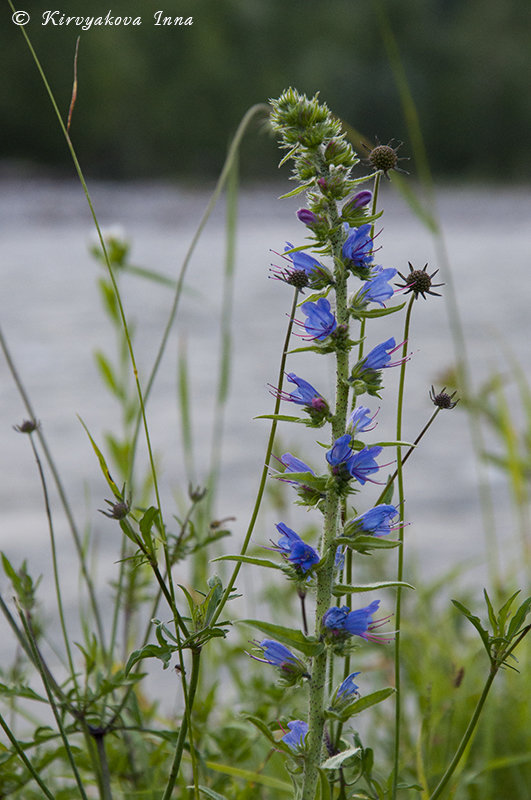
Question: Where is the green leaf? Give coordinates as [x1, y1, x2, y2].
[245, 714, 279, 746]
[354, 302, 406, 319]
[332, 580, 414, 596]
[239, 620, 324, 657]
[0, 683, 47, 703]
[484, 589, 498, 635]
[318, 768, 332, 800]
[79, 418, 122, 500]
[372, 440, 416, 448]
[125, 642, 176, 675]
[452, 599, 491, 657]
[255, 414, 304, 423]
[94, 351, 121, 398]
[279, 179, 314, 199]
[212, 555, 282, 571]
[336, 535, 401, 553]
[329, 688, 395, 723]
[497, 590, 521, 635]
[202, 758, 292, 792]
[193, 787, 228, 800]
[139, 506, 159, 537]
[321, 747, 361, 770]
[507, 596, 531, 639]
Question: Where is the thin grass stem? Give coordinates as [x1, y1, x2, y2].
[211, 288, 300, 625]
[391, 295, 415, 799]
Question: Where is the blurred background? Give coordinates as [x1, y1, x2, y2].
[1, 0, 530, 602]
[2, 0, 531, 181]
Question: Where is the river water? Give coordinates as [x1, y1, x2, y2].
[1, 176, 530, 649]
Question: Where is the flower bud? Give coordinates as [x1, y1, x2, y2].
[296, 208, 319, 227]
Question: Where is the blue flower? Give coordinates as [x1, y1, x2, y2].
[326, 434, 353, 468]
[359, 267, 397, 306]
[347, 446, 383, 485]
[322, 600, 388, 642]
[342, 223, 374, 268]
[300, 298, 337, 340]
[346, 406, 376, 435]
[362, 337, 399, 371]
[337, 672, 361, 698]
[278, 452, 315, 476]
[251, 640, 309, 680]
[282, 720, 309, 751]
[347, 504, 400, 537]
[270, 243, 327, 289]
[275, 522, 320, 574]
[280, 373, 328, 413]
[335, 545, 346, 572]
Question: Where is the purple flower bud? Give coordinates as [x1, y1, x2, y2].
[344, 190, 372, 210]
[296, 209, 319, 226]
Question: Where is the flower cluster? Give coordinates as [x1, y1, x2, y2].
[246, 89, 442, 791]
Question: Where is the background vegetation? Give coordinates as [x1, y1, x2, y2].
[2, 0, 531, 180]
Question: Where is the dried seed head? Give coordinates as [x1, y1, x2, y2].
[396, 262, 444, 299]
[13, 419, 39, 434]
[364, 138, 408, 178]
[429, 386, 459, 409]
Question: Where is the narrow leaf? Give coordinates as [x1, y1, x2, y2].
[79, 418, 122, 500]
[212, 555, 282, 570]
[239, 620, 324, 657]
[333, 580, 414, 595]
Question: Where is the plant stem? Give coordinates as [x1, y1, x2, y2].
[0, 710, 56, 800]
[302, 209, 350, 800]
[391, 295, 415, 800]
[93, 731, 114, 800]
[211, 288, 300, 625]
[161, 649, 202, 800]
[428, 667, 497, 800]
[0, 324, 106, 649]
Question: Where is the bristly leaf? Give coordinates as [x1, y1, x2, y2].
[239, 620, 324, 657]
[326, 688, 395, 723]
[336, 535, 401, 554]
[320, 747, 362, 770]
[332, 581, 414, 596]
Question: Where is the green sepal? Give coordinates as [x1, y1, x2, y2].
[212, 555, 282, 571]
[239, 620, 324, 657]
[332, 580, 414, 596]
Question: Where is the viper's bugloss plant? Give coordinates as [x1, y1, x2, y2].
[239, 87, 531, 800]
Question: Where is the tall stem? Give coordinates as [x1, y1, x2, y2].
[391, 295, 415, 799]
[161, 649, 202, 800]
[302, 213, 350, 800]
